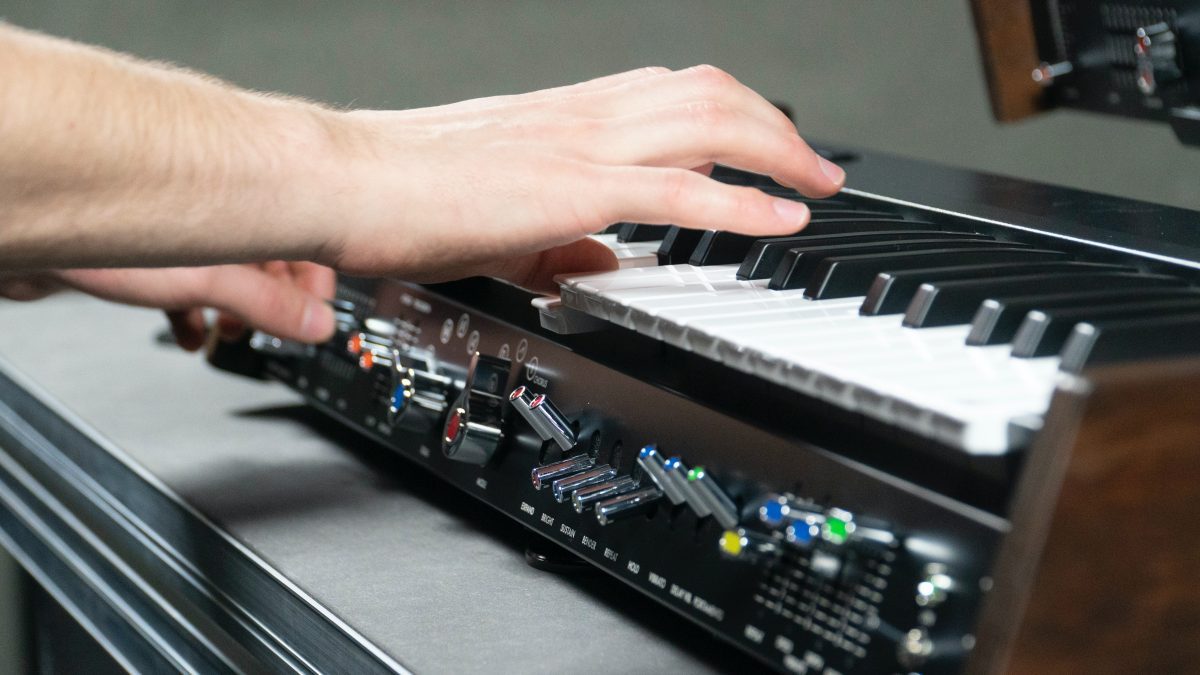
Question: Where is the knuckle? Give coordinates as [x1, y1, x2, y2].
[731, 186, 768, 221]
[689, 64, 736, 91]
[659, 170, 696, 212]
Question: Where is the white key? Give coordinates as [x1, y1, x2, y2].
[557, 263, 1062, 454]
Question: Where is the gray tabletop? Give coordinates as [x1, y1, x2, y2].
[0, 293, 738, 674]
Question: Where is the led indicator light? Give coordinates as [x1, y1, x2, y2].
[821, 510, 855, 546]
[719, 530, 744, 557]
[359, 351, 375, 370]
[347, 334, 362, 355]
[687, 466, 705, 482]
[638, 445, 656, 458]
[825, 518, 848, 544]
[760, 499, 786, 526]
[664, 457, 682, 472]
[787, 521, 818, 546]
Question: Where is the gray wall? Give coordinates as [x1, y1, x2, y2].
[0, 1, 1196, 671]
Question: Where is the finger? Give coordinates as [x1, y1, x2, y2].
[576, 65, 798, 139]
[201, 266, 336, 343]
[216, 312, 247, 340]
[288, 262, 337, 299]
[437, 237, 619, 295]
[262, 260, 289, 278]
[0, 271, 67, 301]
[596, 166, 813, 236]
[587, 102, 844, 197]
[166, 309, 207, 351]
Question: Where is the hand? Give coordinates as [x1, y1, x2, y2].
[1, 263, 336, 351]
[312, 65, 845, 292]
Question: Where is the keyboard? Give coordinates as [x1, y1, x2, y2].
[212, 148, 1200, 675]
[554, 165, 1200, 454]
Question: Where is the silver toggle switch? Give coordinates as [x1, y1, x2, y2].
[685, 465, 740, 530]
[442, 352, 510, 465]
[595, 487, 663, 526]
[572, 476, 638, 513]
[388, 346, 451, 431]
[531, 454, 595, 490]
[718, 527, 778, 562]
[508, 387, 577, 451]
[552, 464, 617, 503]
[636, 445, 686, 505]
[663, 457, 711, 519]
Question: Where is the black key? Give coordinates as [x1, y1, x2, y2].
[904, 273, 1186, 328]
[689, 231, 761, 266]
[767, 237, 996, 291]
[617, 223, 670, 243]
[966, 287, 1200, 345]
[693, 226, 952, 267]
[806, 247, 1065, 300]
[656, 227, 707, 265]
[601, 223, 624, 235]
[711, 165, 772, 186]
[1060, 313, 1200, 373]
[737, 221, 947, 279]
[861, 258, 1107, 315]
[1011, 296, 1200, 357]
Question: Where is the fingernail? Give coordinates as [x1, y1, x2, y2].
[772, 198, 810, 225]
[819, 156, 845, 186]
[301, 299, 336, 341]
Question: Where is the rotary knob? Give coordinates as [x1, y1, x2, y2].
[442, 352, 510, 465]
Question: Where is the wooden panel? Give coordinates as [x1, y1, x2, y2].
[969, 357, 1200, 673]
[969, 0, 1048, 121]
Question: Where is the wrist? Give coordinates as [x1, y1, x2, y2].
[234, 98, 359, 267]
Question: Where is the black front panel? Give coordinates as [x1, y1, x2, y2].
[258, 281, 1004, 674]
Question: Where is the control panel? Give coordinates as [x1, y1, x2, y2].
[245, 280, 1003, 674]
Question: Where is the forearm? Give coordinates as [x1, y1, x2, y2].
[0, 24, 344, 270]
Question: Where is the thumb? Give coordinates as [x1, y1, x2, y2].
[483, 237, 619, 295]
[204, 265, 336, 343]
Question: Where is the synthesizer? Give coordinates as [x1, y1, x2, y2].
[210, 150, 1200, 674]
